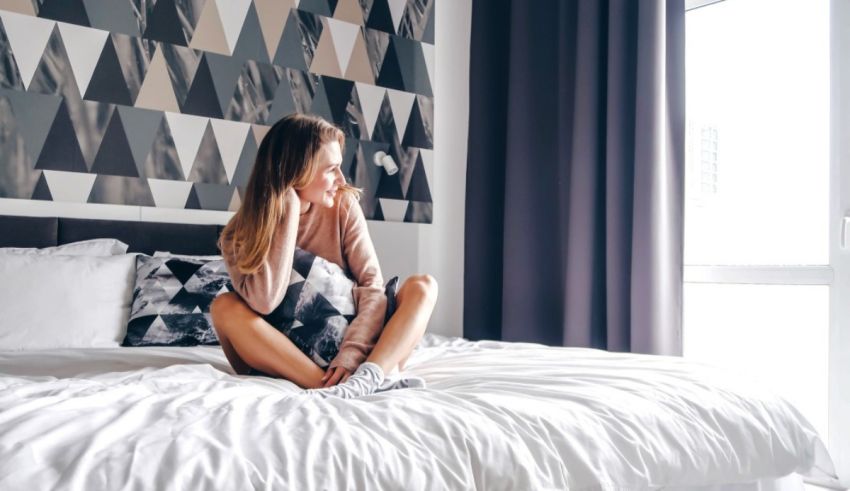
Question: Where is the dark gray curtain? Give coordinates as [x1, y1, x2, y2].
[464, 0, 685, 355]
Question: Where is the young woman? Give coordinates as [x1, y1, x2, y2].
[210, 114, 438, 398]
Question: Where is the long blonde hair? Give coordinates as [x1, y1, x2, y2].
[218, 114, 360, 275]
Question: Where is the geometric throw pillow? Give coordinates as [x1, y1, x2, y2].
[260, 248, 356, 367]
[122, 255, 232, 346]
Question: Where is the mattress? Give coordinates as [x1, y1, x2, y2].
[0, 335, 838, 490]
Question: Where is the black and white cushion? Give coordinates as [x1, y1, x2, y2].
[122, 255, 231, 346]
[261, 248, 356, 367]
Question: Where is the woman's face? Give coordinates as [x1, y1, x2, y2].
[296, 140, 345, 208]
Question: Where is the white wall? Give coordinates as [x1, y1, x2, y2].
[363, 0, 472, 338]
[0, 0, 473, 338]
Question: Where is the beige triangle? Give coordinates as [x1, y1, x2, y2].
[228, 187, 241, 211]
[252, 124, 270, 146]
[309, 20, 341, 78]
[255, 0, 294, 61]
[0, 0, 35, 16]
[135, 48, 180, 112]
[344, 31, 373, 84]
[189, 0, 230, 55]
[334, 0, 363, 25]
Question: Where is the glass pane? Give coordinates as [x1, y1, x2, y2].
[685, 0, 829, 266]
[683, 283, 829, 440]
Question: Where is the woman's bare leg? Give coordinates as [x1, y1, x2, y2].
[210, 292, 324, 389]
[366, 274, 438, 374]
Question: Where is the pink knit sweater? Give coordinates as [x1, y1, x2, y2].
[219, 191, 387, 372]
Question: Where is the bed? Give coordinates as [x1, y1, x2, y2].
[0, 214, 840, 490]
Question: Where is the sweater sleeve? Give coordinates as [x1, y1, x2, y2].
[329, 195, 387, 372]
[221, 191, 300, 316]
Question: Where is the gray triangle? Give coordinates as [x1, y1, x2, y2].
[0, 18, 24, 90]
[82, 0, 140, 37]
[117, 105, 163, 175]
[0, 95, 40, 199]
[268, 76, 297, 123]
[273, 10, 309, 71]
[87, 174, 155, 206]
[193, 182, 233, 210]
[3, 90, 61, 166]
[308, 78, 334, 122]
[231, 3, 269, 64]
[205, 52, 244, 118]
[143, 116, 184, 180]
[231, 132, 257, 188]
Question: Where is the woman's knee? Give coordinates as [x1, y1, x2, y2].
[210, 292, 243, 330]
[401, 274, 439, 303]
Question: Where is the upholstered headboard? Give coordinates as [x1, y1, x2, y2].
[0, 215, 225, 256]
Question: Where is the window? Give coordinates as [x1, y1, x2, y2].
[684, 0, 834, 463]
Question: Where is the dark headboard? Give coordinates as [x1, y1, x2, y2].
[0, 214, 225, 255]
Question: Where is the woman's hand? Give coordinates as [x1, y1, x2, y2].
[321, 366, 352, 387]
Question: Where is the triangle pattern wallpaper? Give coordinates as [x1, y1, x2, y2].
[0, 0, 434, 223]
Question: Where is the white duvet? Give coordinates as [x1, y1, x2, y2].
[0, 335, 837, 490]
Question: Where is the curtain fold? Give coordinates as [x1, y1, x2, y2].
[464, 0, 685, 356]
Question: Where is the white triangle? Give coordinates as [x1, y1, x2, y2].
[421, 42, 434, 97]
[165, 112, 209, 179]
[325, 17, 358, 75]
[192, 305, 203, 314]
[42, 170, 97, 203]
[217, 285, 229, 295]
[210, 119, 251, 184]
[162, 281, 182, 301]
[0, 11, 54, 89]
[214, 0, 252, 54]
[354, 82, 385, 140]
[387, 0, 406, 34]
[379, 198, 407, 222]
[56, 22, 109, 97]
[386, 88, 415, 142]
[418, 148, 434, 192]
[147, 178, 194, 208]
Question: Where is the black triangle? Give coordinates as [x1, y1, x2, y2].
[38, 0, 90, 26]
[292, 249, 316, 279]
[166, 259, 203, 285]
[34, 101, 87, 172]
[376, 39, 405, 91]
[402, 98, 432, 148]
[185, 185, 201, 209]
[373, 200, 384, 220]
[143, 0, 187, 46]
[91, 111, 139, 177]
[299, 0, 333, 16]
[406, 153, 432, 202]
[366, 0, 395, 33]
[123, 315, 157, 346]
[84, 36, 133, 106]
[182, 55, 222, 118]
[322, 76, 354, 126]
[375, 170, 404, 199]
[168, 288, 206, 311]
[295, 289, 343, 324]
[31, 172, 52, 200]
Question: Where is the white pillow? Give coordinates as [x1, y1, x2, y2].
[0, 253, 136, 350]
[0, 238, 129, 256]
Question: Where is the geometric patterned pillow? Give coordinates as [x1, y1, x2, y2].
[121, 255, 232, 346]
[260, 248, 357, 367]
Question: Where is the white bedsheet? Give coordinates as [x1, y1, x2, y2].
[0, 335, 838, 490]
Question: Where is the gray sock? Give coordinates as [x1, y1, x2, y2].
[306, 362, 385, 399]
[377, 374, 427, 393]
